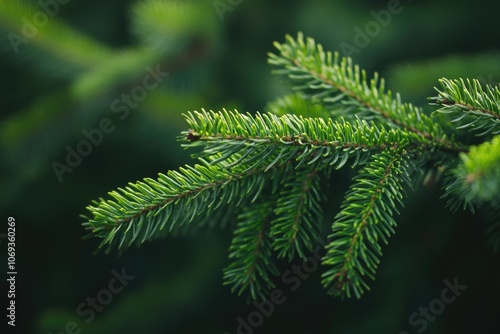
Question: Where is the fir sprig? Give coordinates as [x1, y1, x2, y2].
[82, 33, 500, 300]
[442, 135, 500, 211]
[268, 33, 463, 153]
[271, 167, 325, 260]
[182, 109, 454, 171]
[430, 78, 500, 136]
[82, 159, 271, 252]
[322, 151, 412, 298]
[223, 201, 279, 301]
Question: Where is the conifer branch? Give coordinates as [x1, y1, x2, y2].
[442, 135, 500, 211]
[83, 159, 272, 252]
[271, 167, 324, 260]
[321, 151, 412, 298]
[430, 78, 500, 136]
[81, 32, 500, 301]
[182, 109, 457, 173]
[268, 33, 465, 153]
[223, 201, 279, 300]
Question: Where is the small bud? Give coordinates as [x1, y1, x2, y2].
[186, 129, 201, 142]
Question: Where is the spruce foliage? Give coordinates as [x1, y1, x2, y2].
[82, 33, 500, 299]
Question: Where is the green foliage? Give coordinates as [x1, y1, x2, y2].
[223, 201, 279, 301]
[322, 151, 412, 298]
[430, 78, 500, 136]
[82, 33, 500, 300]
[271, 167, 325, 260]
[443, 135, 500, 211]
[268, 34, 445, 140]
[81, 159, 269, 252]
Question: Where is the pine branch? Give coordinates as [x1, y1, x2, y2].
[223, 200, 279, 301]
[80, 32, 500, 302]
[82, 159, 272, 252]
[268, 33, 464, 153]
[442, 135, 500, 211]
[182, 109, 449, 174]
[321, 151, 412, 299]
[271, 167, 325, 260]
[430, 78, 500, 136]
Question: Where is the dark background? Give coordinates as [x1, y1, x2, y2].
[1, 0, 499, 333]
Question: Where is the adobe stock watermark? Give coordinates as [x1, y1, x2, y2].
[339, 0, 411, 57]
[399, 277, 467, 334]
[213, 0, 243, 21]
[48, 267, 135, 334]
[51, 64, 169, 182]
[7, 0, 71, 54]
[225, 239, 326, 334]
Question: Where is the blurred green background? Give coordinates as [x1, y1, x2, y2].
[1, 0, 499, 333]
